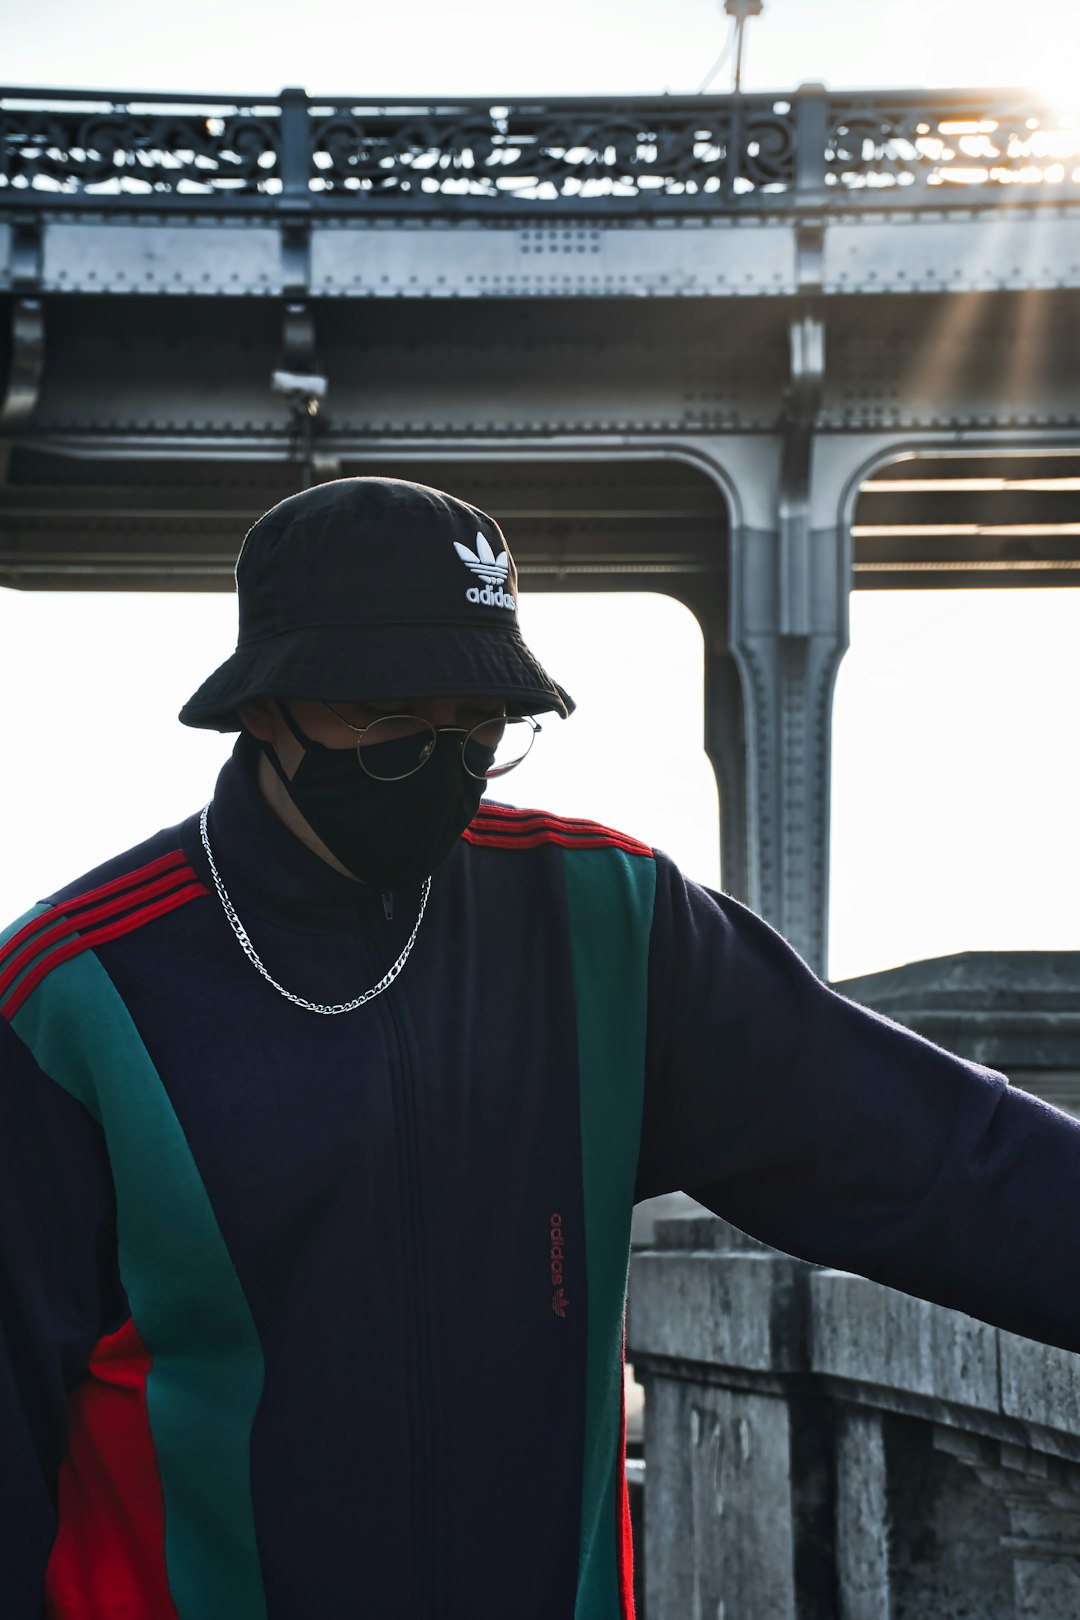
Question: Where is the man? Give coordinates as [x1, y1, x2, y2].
[3, 475, 1080, 1620]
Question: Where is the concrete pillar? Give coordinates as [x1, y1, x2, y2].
[630, 1218, 816, 1620]
[641, 1375, 798, 1620]
[835, 1409, 891, 1620]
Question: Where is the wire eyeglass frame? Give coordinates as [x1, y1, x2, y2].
[321, 703, 541, 782]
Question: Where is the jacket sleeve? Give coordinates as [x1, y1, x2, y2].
[0, 1014, 124, 1617]
[637, 852, 1080, 1354]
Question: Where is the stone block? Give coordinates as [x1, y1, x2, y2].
[810, 1269, 999, 1411]
[630, 1191, 709, 1248]
[999, 1331, 1080, 1440]
[643, 1374, 797, 1620]
[651, 1212, 774, 1253]
[835, 1408, 890, 1620]
[629, 1250, 809, 1374]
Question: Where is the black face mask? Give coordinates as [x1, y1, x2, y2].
[262, 705, 487, 891]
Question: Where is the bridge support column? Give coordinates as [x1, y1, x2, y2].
[705, 417, 848, 965]
[726, 574, 847, 974]
[708, 316, 849, 976]
[691, 489, 847, 974]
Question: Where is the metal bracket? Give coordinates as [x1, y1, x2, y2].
[778, 311, 825, 636]
[2, 216, 46, 430]
[271, 299, 329, 488]
[281, 214, 312, 301]
[10, 215, 44, 289]
[0, 297, 45, 428]
[795, 217, 825, 296]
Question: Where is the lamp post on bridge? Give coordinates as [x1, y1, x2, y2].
[696, 0, 764, 95]
[726, 0, 764, 94]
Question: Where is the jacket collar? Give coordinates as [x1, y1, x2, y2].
[197, 734, 422, 932]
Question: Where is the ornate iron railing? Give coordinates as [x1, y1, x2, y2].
[1, 85, 1078, 213]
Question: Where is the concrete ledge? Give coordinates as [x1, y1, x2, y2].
[632, 1231, 1080, 1619]
[809, 1268, 999, 1410]
[1000, 1330, 1080, 1439]
[629, 1250, 806, 1374]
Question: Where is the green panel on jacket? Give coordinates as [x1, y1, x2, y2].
[12, 947, 268, 1620]
[565, 845, 657, 1619]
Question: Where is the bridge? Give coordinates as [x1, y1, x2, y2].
[3, 82, 1079, 970]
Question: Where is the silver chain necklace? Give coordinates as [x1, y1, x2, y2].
[199, 804, 431, 1016]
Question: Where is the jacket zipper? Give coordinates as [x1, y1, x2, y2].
[379, 974, 437, 1616]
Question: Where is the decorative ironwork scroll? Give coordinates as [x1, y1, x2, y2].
[0, 87, 1077, 211]
[827, 94, 1080, 194]
[0, 99, 280, 195]
[308, 102, 795, 200]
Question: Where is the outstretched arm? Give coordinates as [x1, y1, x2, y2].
[638, 855, 1080, 1354]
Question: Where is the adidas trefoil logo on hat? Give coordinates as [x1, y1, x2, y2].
[455, 531, 508, 585]
[454, 531, 516, 611]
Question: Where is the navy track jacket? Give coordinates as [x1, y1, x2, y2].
[3, 738, 1080, 1619]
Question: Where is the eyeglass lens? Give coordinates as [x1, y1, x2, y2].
[355, 716, 536, 781]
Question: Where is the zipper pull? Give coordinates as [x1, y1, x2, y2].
[382, 891, 394, 921]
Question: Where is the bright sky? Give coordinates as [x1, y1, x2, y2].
[3, 0, 1079, 101]
[2, 0, 1079, 979]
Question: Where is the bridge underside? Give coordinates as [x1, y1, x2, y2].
[0, 444, 728, 600]
[2, 289, 1079, 594]
[2, 442, 1079, 594]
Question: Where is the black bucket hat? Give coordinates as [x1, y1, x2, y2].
[179, 477, 573, 730]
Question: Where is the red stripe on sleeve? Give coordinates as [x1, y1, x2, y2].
[467, 804, 652, 857]
[0, 852, 190, 977]
[53, 850, 192, 917]
[473, 802, 608, 827]
[2, 883, 206, 1023]
[45, 1318, 179, 1620]
[463, 826, 653, 856]
[0, 868, 201, 1002]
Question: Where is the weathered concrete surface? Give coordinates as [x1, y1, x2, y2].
[892, 1424, 1014, 1620]
[810, 1268, 999, 1411]
[631, 1247, 809, 1375]
[643, 1376, 797, 1620]
[834, 1408, 889, 1620]
[999, 1330, 1080, 1441]
[630, 1219, 1080, 1620]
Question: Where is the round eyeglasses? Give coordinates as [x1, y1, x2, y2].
[322, 706, 541, 783]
